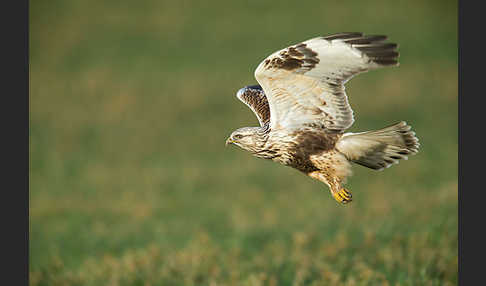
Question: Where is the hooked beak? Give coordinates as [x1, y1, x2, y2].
[225, 137, 234, 146]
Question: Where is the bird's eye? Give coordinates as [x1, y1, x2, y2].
[233, 134, 243, 140]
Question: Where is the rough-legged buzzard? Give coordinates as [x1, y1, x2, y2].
[226, 32, 419, 205]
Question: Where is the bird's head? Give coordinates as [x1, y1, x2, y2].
[225, 127, 263, 152]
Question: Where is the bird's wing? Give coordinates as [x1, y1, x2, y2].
[236, 85, 271, 127]
[254, 32, 399, 131]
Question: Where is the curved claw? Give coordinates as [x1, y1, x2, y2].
[332, 188, 353, 205]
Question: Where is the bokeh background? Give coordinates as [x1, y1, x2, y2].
[30, 0, 457, 285]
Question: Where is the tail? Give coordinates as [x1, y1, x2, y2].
[336, 121, 419, 171]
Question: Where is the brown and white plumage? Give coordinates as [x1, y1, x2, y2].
[226, 32, 419, 205]
[236, 85, 270, 127]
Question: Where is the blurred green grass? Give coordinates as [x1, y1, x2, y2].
[30, 0, 457, 285]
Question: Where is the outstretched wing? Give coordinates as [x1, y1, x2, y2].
[236, 85, 271, 127]
[254, 32, 399, 131]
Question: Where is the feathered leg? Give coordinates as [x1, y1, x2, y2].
[308, 171, 352, 205]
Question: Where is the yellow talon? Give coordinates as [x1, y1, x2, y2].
[332, 188, 353, 205]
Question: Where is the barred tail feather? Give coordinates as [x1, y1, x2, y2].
[336, 121, 419, 171]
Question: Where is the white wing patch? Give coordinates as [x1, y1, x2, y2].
[254, 32, 399, 131]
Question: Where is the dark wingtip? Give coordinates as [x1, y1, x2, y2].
[320, 33, 400, 67]
[321, 32, 363, 41]
[345, 34, 400, 67]
[373, 59, 399, 66]
[244, 84, 263, 90]
[344, 35, 388, 45]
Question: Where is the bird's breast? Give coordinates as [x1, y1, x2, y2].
[261, 129, 343, 173]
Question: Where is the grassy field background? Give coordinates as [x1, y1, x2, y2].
[30, 0, 457, 285]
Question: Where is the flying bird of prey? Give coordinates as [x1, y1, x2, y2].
[225, 32, 419, 205]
